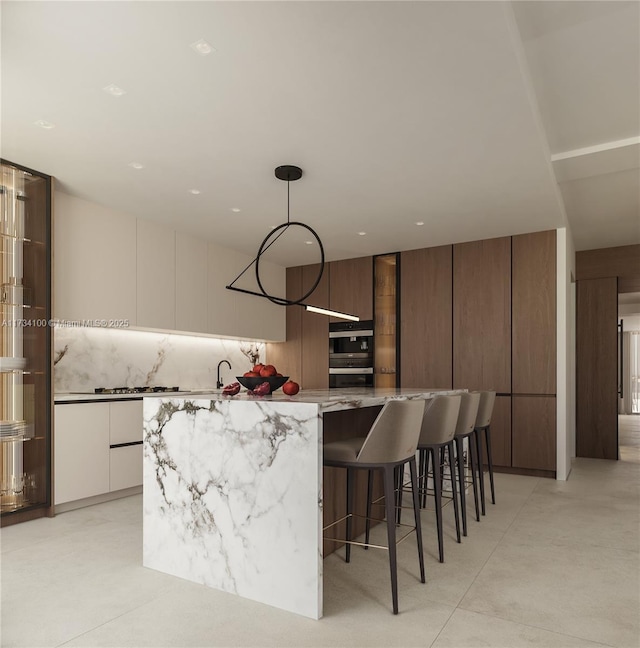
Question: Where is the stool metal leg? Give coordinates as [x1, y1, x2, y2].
[409, 457, 426, 584]
[469, 432, 481, 522]
[383, 465, 399, 614]
[365, 469, 373, 549]
[346, 467, 354, 563]
[455, 437, 468, 536]
[476, 427, 486, 516]
[485, 425, 496, 505]
[431, 447, 444, 563]
[447, 441, 461, 543]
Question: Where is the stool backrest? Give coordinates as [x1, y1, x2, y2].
[455, 392, 481, 437]
[356, 399, 426, 464]
[475, 391, 496, 428]
[419, 395, 461, 446]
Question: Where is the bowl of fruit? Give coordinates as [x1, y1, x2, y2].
[237, 364, 289, 393]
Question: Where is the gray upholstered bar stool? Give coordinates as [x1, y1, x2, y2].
[416, 394, 462, 563]
[323, 399, 426, 615]
[475, 391, 497, 515]
[453, 392, 481, 536]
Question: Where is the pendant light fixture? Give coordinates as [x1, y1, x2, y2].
[226, 166, 359, 322]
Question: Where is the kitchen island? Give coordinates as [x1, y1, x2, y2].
[142, 388, 462, 619]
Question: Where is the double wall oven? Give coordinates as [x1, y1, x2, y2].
[329, 320, 374, 389]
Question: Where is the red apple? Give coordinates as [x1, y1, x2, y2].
[252, 364, 265, 374]
[260, 365, 277, 377]
[244, 371, 260, 378]
[282, 380, 300, 396]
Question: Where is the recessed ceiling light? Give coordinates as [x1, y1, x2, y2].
[305, 241, 313, 245]
[34, 119, 55, 129]
[103, 84, 126, 97]
[415, 221, 424, 226]
[190, 39, 215, 55]
[128, 162, 144, 170]
[189, 189, 201, 195]
[231, 208, 241, 213]
[270, 225, 277, 229]
[357, 231, 366, 236]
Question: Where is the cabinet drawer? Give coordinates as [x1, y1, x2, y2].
[109, 400, 143, 445]
[110, 445, 143, 492]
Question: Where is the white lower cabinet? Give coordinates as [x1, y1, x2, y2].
[108, 400, 143, 492]
[54, 403, 110, 505]
[54, 400, 144, 507]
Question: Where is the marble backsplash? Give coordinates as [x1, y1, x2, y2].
[53, 327, 264, 393]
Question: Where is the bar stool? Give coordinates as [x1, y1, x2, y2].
[416, 394, 462, 563]
[475, 391, 497, 515]
[453, 392, 481, 536]
[323, 399, 426, 615]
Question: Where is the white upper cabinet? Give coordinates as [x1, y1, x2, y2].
[176, 232, 208, 334]
[54, 192, 285, 340]
[207, 242, 238, 336]
[137, 219, 175, 330]
[54, 193, 136, 323]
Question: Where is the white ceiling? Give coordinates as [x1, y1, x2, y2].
[2, 1, 638, 267]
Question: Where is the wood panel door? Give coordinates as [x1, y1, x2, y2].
[576, 277, 618, 459]
[512, 230, 557, 394]
[301, 263, 329, 389]
[453, 237, 511, 392]
[491, 395, 512, 467]
[400, 246, 452, 388]
[329, 256, 373, 321]
[512, 396, 556, 471]
[266, 266, 302, 380]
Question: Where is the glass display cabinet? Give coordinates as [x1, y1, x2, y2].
[0, 159, 52, 526]
[374, 253, 399, 388]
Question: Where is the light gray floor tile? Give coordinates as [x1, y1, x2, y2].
[459, 537, 640, 647]
[432, 608, 614, 648]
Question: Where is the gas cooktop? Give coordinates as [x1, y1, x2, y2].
[94, 386, 180, 394]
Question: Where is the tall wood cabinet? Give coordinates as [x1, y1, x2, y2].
[453, 237, 511, 393]
[328, 256, 372, 321]
[400, 246, 452, 388]
[301, 264, 329, 389]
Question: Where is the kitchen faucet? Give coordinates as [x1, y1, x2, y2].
[216, 359, 232, 389]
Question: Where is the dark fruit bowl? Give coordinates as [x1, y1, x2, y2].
[236, 376, 289, 392]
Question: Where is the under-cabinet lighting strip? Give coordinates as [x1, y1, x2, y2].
[304, 305, 359, 321]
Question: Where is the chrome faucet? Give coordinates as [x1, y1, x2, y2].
[216, 360, 232, 389]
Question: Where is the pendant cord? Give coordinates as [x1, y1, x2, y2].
[287, 180, 290, 224]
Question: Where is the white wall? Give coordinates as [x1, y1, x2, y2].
[556, 227, 576, 480]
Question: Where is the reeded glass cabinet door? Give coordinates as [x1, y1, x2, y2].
[0, 160, 51, 520]
[374, 253, 399, 388]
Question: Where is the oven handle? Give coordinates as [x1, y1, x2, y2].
[329, 367, 374, 374]
[329, 330, 374, 339]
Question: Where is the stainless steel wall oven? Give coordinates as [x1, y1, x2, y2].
[329, 320, 374, 388]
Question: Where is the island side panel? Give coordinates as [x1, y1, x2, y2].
[142, 398, 323, 619]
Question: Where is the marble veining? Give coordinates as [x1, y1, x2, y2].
[143, 397, 322, 619]
[53, 327, 264, 392]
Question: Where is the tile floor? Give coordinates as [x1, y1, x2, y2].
[2, 426, 639, 648]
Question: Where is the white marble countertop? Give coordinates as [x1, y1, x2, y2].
[147, 387, 463, 412]
[54, 387, 460, 407]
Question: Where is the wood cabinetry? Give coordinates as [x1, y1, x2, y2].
[301, 264, 329, 389]
[400, 246, 452, 388]
[512, 231, 556, 394]
[512, 396, 556, 471]
[137, 219, 176, 330]
[491, 396, 512, 468]
[453, 237, 511, 392]
[576, 277, 618, 459]
[329, 256, 373, 321]
[176, 232, 208, 334]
